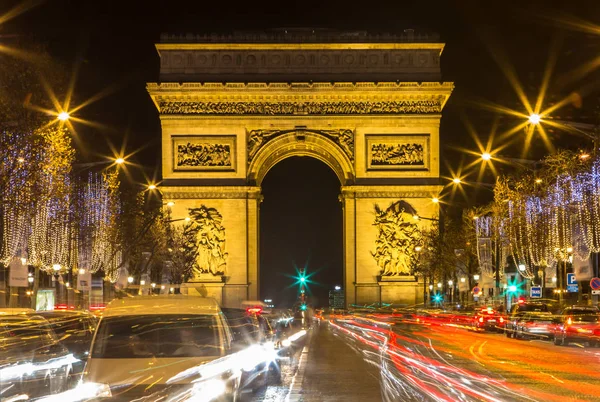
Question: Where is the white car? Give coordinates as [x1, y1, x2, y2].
[81, 295, 239, 401]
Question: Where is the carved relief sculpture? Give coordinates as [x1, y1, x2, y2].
[248, 128, 354, 163]
[173, 135, 235, 171]
[187, 206, 228, 276]
[371, 201, 422, 276]
[177, 143, 231, 167]
[371, 143, 424, 166]
[366, 135, 429, 171]
[160, 100, 443, 116]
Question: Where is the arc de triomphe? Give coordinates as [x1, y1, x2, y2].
[147, 30, 453, 308]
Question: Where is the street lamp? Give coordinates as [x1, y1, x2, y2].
[127, 276, 134, 284]
[452, 178, 461, 184]
[528, 114, 541, 125]
[460, 277, 466, 283]
[481, 152, 492, 161]
[78, 268, 85, 275]
[429, 284, 433, 291]
[28, 276, 34, 284]
[414, 246, 422, 252]
[140, 280, 146, 286]
[115, 157, 125, 165]
[432, 197, 439, 204]
[57, 111, 70, 121]
[334, 285, 341, 291]
[448, 280, 453, 286]
[518, 264, 527, 272]
[52, 264, 61, 272]
[437, 282, 442, 288]
[166, 201, 175, 207]
[148, 184, 157, 190]
[473, 274, 480, 281]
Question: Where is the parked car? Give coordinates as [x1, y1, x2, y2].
[472, 307, 502, 332]
[222, 307, 278, 392]
[81, 295, 240, 400]
[0, 314, 73, 400]
[514, 312, 556, 340]
[553, 306, 600, 347]
[33, 310, 97, 386]
[505, 301, 549, 338]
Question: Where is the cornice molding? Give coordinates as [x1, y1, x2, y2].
[160, 186, 261, 199]
[340, 184, 442, 199]
[147, 81, 454, 94]
[147, 82, 453, 116]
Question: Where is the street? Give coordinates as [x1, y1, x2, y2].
[250, 316, 600, 402]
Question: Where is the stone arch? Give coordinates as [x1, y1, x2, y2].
[247, 130, 355, 186]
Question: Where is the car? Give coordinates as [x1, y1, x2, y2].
[553, 306, 600, 347]
[32, 310, 98, 386]
[472, 307, 503, 331]
[221, 307, 278, 392]
[514, 312, 556, 340]
[0, 315, 74, 400]
[505, 301, 549, 338]
[81, 295, 240, 401]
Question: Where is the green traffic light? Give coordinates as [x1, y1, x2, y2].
[300, 304, 307, 311]
[300, 277, 306, 283]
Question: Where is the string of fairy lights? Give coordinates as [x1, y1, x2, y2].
[1, 126, 123, 282]
[479, 157, 600, 280]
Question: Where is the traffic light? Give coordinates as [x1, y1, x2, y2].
[300, 303, 307, 311]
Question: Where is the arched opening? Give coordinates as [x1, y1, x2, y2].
[259, 157, 343, 308]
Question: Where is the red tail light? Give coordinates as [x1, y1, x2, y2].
[567, 317, 572, 325]
[499, 317, 504, 323]
[246, 307, 262, 314]
[479, 317, 484, 323]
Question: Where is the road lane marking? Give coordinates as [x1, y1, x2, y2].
[539, 371, 565, 384]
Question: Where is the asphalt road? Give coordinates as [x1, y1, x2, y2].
[247, 317, 600, 401]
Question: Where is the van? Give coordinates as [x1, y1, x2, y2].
[81, 295, 239, 400]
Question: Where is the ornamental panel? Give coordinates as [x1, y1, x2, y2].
[172, 135, 236, 171]
[365, 134, 430, 171]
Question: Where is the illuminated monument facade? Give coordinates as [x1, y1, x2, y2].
[147, 30, 453, 307]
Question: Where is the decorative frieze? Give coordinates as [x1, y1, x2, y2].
[158, 100, 443, 115]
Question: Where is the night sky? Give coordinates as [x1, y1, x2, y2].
[3, 0, 599, 307]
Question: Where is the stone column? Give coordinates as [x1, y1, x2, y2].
[340, 188, 356, 308]
[246, 189, 261, 301]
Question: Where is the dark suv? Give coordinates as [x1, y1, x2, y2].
[505, 302, 549, 339]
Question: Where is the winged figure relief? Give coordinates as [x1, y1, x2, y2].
[188, 206, 228, 276]
[372, 201, 421, 276]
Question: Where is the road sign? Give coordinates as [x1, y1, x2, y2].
[472, 287, 480, 295]
[590, 277, 600, 290]
[592, 289, 600, 295]
[530, 286, 542, 298]
[567, 284, 579, 293]
[567, 273, 577, 286]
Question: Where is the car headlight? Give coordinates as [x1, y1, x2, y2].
[281, 339, 292, 347]
[192, 379, 226, 401]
